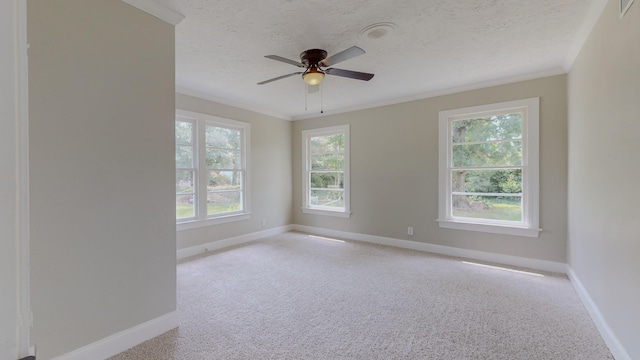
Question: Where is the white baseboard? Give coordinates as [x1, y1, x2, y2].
[292, 225, 567, 274]
[52, 311, 178, 360]
[567, 267, 631, 360]
[177, 225, 295, 260]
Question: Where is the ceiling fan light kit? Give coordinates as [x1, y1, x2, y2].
[303, 66, 324, 86]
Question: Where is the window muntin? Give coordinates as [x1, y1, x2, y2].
[176, 110, 250, 228]
[438, 98, 540, 237]
[302, 125, 350, 217]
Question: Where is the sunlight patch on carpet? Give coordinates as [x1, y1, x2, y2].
[308, 235, 345, 243]
[462, 261, 545, 277]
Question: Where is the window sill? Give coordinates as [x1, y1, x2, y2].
[177, 213, 251, 231]
[302, 207, 351, 218]
[437, 219, 541, 238]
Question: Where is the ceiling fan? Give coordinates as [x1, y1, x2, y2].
[257, 46, 374, 87]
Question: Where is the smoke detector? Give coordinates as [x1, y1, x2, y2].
[360, 22, 397, 40]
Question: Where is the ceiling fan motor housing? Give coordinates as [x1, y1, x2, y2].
[300, 49, 328, 66]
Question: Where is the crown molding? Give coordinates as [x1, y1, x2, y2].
[292, 67, 565, 121]
[122, 0, 185, 26]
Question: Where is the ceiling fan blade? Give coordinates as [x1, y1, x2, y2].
[325, 68, 374, 81]
[322, 46, 365, 67]
[257, 72, 303, 85]
[264, 55, 306, 68]
[307, 84, 319, 94]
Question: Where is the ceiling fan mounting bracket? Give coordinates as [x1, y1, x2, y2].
[300, 49, 328, 66]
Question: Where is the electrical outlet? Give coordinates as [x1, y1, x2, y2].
[407, 227, 413, 236]
[261, 219, 266, 227]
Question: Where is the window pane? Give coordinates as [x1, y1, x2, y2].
[206, 148, 241, 169]
[206, 126, 240, 149]
[175, 121, 193, 145]
[208, 170, 241, 191]
[310, 172, 343, 189]
[452, 169, 522, 194]
[310, 189, 344, 208]
[452, 195, 522, 222]
[176, 170, 195, 194]
[207, 191, 242, 215]
[176, 194, 195, 219]
[311, 154, 344, 170]
[452, 140, 522, 167]
[451, 113, 522, 143]
[310, 134, 344, 154]
[176, 145, 193, 168]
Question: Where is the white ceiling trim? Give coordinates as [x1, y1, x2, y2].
[121, 0, 185, 26]
[563, 0, 609, 71]
[181, 66, 566, 122]
[292, 67, 567, 121]
[176, 86, 291, 121]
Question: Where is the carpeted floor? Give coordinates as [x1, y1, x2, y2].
[110, 231, 613, 359]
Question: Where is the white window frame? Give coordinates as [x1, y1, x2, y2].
[302, 124, 351, 218]
[176, 109, 250, 231]
[437, 98, 540, 237]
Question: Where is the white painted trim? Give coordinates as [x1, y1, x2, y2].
[52, 311, 179, 360]
[301, 208, 351, 218]
[177, 225, 294, 260]
[620, 0, 636, 17]
[0, 1, 33, 358]
[292, 225, 566, 273]
[179, 68, 565, 122]
[292, 68, 565, 121]
[563, 0, 608, 71]
[177, 213, 251, 231]
[437, 220, 541, 238]
[121, 0, 184, 26]
[437, 98, 540, 238]
[567, 267, 632, 360]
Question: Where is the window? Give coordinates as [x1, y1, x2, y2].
[438, 98, 540, 237]
[176, 119, 196, 220]
[176, 109, 250, 230]
[302, 125, 350, 217]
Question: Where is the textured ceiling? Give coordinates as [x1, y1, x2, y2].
[158, 0, 594, 120]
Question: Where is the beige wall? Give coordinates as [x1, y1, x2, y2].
[1, 1, 21, 358]
[28, 1, 177, 359]
[567, 0, 640, 358]
[294, 75, 568, 262]
[176, 94, 293, 250]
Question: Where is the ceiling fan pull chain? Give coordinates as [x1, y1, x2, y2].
[320, 83, 323, 114]
[304, 83, 308, 111]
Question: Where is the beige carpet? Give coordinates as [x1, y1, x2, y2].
[110, 231, 613, 359]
